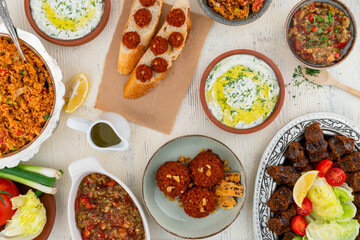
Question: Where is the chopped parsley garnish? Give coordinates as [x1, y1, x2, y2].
[44, 114, 50, 120]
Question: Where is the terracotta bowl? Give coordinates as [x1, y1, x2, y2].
[199, 49, 285, 134]
[197, 0, 273, 26]
[285, 0, 357, 69]
[0, 184, 56, 240]
[24, 0, 111, 46]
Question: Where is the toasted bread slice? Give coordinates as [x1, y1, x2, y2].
[117, 0, 163, 75]
[123, 0, 191, 99]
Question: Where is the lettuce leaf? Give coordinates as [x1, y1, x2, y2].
[306, 219, 359, 240]
[334, 183, 354, 202]
[307, 177, 343, 220]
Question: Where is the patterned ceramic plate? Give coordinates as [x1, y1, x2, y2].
[253, 112, 360, 240]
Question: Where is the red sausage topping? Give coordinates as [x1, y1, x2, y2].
[133, 8, 152, 28]
[136, 65, 153, 82]
[150, 36, 168, 55]
[139, 0, 156, 7]
[151, 57, 168, 73]
[168, 32, 184, 48]
[166, 8, 186, 27]
[122, 31, 141, 49]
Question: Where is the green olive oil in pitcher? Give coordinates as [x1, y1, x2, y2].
[90, 123, 121, 147]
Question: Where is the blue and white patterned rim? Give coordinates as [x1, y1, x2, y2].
[253, 112, 360, 240]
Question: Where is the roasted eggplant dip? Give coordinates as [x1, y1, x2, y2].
[205, 54, 279, 129]
[288, 2, 352, 65]
[75, 173, 145, 240]
[266, 122, 360, 240]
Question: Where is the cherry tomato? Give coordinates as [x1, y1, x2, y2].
[296, 197, 313, 216]
[291, 215, 308, 235]
[311, 26, 318, 32]
[326, 168, 346, 186]
[335, 41, 348, 49]
[334, 52, 341, 59]
[0, 178, 19, 226]
[316, 160, 333, 178]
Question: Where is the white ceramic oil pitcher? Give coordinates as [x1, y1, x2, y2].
[67, 112, 130, 151]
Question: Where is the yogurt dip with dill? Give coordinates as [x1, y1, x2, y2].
[205, 54, 279, 129]
[30, 0, 104, 40]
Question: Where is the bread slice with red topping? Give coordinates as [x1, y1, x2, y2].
[117, 0, 163, 75]
[123, 0, 191, 99]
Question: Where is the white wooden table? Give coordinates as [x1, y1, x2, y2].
[4, 0, 360, 239]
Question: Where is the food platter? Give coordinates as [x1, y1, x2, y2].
[253, 112, 360, 240]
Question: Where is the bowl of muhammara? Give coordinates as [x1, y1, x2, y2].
[285, 0, 357, 69]
[24, 0, 111, 46]
[200, 49, 285, 134]
[197, 0, 273, 26]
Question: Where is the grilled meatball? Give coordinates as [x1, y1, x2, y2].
[156, 161, 191, 197]
[267, 186, 293, 212]
[339, 152, 360, 173]
[282, 231, 296, 240]
[267, 166, 301, 187]
[329, 136, 355, 159]
[305, 122, 329, 162]
[268, 205, 296, 235]
[354, 192, 360, 209]
[285, 142, 310, 169]
[346, 171, 360, 192]
[189, 150, 224, 187]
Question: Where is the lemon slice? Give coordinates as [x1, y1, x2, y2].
[63, 73, 89, 113]
[293, 170, 319, 207]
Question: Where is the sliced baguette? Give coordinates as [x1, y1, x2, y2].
[124, 0, 191, 99]
[117, 0, 163, 75]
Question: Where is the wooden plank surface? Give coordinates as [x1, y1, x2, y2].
[4, 0, 360, 239]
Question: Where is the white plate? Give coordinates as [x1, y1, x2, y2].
[253, 112, 360, 240]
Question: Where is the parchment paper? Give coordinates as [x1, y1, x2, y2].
[95, 2, 213, 134]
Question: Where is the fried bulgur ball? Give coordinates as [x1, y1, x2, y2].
[156, 161, 191, 197]
[181, 186, 216, 218]
[189, 150, 224, 187]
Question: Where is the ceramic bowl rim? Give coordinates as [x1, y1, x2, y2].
[141, 134, 247, 239]
[199, 49, 285, 134]
[284, 0, 357, 69]
[24, 0, 111, 46]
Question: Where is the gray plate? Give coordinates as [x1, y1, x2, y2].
[253, 112, 360, 240]
[197, 0, 273, 26]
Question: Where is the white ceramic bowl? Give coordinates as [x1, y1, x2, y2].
[0, 24, 65, 168]
[68, 156, 151, 240]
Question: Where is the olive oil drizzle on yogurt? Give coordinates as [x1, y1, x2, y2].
[31, 0, 104, 40]
[42, 1, 96, 31]
[205, 55, 279, 129]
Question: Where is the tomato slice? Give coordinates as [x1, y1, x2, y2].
[296, 197, 313, 216]
[291, 215, 308, 235]
[326, 168, 346, 186]
[316, 160, 333, 178]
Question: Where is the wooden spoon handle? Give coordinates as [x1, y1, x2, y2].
[332, 81, 360, 98]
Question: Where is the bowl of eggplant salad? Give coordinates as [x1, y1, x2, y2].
[0, 163, 62, 240]
[253, 113, 360, 240]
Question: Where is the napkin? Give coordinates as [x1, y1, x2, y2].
[95, 1, 213, 134]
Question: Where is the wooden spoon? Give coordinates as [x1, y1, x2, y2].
[301, 67, 360, 98]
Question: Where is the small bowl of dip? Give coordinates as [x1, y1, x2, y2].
[24, 0, 111, 46]
[200, 49, 285, 134]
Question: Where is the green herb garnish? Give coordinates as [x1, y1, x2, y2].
[44, 114, 50, 120]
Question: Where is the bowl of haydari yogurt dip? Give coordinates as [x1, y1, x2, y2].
[200, 49, 285, 134]
[24, 0, 111, 46]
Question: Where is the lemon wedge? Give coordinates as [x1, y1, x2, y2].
[63, 73, 89, 113]
[293, 170, 319, 207]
